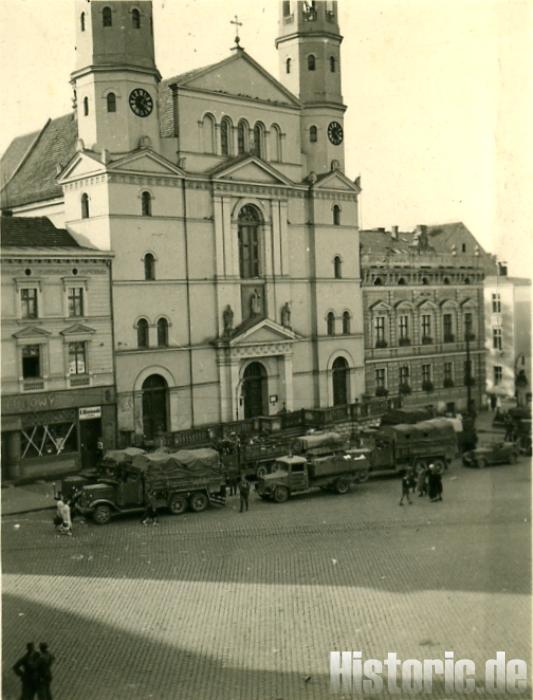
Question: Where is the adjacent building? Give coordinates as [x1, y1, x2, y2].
[1, 0, 366, 445]
[0, 216, 115, 480]
[360, 223, 497, 414]
[484, 273, 531, 407]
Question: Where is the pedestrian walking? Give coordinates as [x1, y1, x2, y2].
[416, 465, 428, 497]
[13, 642, 41, 700]
[141, 489, 158, 525]
[54, 494, 72, 536]
[37, 643, 54, 700]
[398, 473, 413, 505]
[427, 464, 443, 502]
[239, 476, 250, 513]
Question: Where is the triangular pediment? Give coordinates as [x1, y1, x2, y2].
[13, 325, 52, 339]
[179, 51, 300, 108]
[369, 300, 393, 313]
[230, 317, 296, 345]
[108, 149, 185, 177]
[57, 151, 106, 183]
[60, 323, 96, 336]
[314, 169, 361, 193]
[211, 155, 293, 187]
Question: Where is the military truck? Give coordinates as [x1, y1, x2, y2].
[75, 447, 225, 524]
[363, 418, 457, 474]
[255, 448, 370, 503]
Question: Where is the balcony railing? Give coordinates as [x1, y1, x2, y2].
[443, 378, 455, 388]
[422, 380, 434, 392]
[443, 334, 455, 343]
[398, 337, 411, 347]
[375, 339, 388, 349]
[375, 386, 389, 397]
[399, 383, 412, 395]
[421, 336, 433, 345]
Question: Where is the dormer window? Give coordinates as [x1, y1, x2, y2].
[103, 7, 112, 27]
[106, 92, 116, 113]
[80, 12, 85, 31]
[132, 8, 141, 28]
[307, 54, 316, 71]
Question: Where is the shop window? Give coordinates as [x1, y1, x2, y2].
[107, 92, 117, 113]
[132, 8, 141, 28]
[21, 421, 78, 459]
[22, 345, 41, 379]
[20, 288, 38, 319]
[157, 318, 169, 347]
[137, 318, 149, 348]
[68, 288, 84, 317]
[68, 342, 87, 375]
[327, 312, 335, 336]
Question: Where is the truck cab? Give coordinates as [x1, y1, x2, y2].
[256, 456, 310, 502]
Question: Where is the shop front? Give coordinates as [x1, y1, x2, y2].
[1, 386, 116, 481]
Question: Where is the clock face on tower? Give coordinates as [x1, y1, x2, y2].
[327, 121, 344, 145]
[129, 88, 153, 117]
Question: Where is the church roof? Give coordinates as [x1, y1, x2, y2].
[0, 113, 78, 210]
[0, 216, 81, 248]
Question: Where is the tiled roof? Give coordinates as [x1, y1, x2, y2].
[0, 216, 81, 248]
[0, 113, 78, 209]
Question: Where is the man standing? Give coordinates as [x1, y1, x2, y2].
[239, 476, 250, 513]
[398, 473, 413, 506]
[37, 643, 54, 700]
[54, 494, 73, 536]
[13, 642, 41, 700]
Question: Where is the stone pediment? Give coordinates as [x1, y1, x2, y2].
[313, 170, 361, 193]
[179, 51, 300, 108]
[57, 152, 105, 183]
[108, 150, 185, 177]
[368, 300, 393, 313]
[229, 317, 296, 346]
[12, 325, 51, 339]
[60, 323, 96, 336]
[211, 156, 293, 187]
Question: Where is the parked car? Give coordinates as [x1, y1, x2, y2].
[462, 441, 518, 468]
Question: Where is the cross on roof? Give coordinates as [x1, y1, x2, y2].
[230, 15, 243, 48]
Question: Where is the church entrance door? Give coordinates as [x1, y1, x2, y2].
[332, 357, 349, 406]
[142, 374, 168, 440]
[243, 362, 267, 419]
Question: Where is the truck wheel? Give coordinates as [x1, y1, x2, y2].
[92, 504, 112, 525]
[169, 494, 188, 515]
[355, 469, 370, 484]
[189, 492, 208, 512]
[334, 477, 350, 495]
[256, 464, 269, 479]
[432, 459, 446, 474]
[273, 486, 289, 503]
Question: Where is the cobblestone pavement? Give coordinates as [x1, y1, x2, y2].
[2, 455, 531, 700]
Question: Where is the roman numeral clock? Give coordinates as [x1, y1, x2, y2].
[129, 88, 153, 117]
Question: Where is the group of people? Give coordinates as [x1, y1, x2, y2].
[13, 642, 54, 700]
[399, 463, 443, 505]
[221, 475, 252, 512]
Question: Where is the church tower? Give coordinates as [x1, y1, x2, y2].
[71, 0, 161, 154]
[276, 1, 346, 174]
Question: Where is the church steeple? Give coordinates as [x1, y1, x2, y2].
[71, 0, 161, 154]
[276, 1, 346, 174]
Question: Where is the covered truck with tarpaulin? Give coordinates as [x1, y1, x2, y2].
[75, 447, 225, 524]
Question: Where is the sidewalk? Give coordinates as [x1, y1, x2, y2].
[1, 481, 56, 517]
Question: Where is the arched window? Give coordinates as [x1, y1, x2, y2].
[103, 6, 112, 26]
[81, 193, 90, 219]
[137, 318, 149, 348]
[443, 276, 450, 285]
[332, 357, 349, 406]
[83, 97, 89, 116]
[237, 120, 248, 155]
[106, 92, 116, 113]
[253, 122, 265, 158]
[80, 12, 85, 31]
[132, 8, 141, 28]
[238, 205, 261, 278]
[307, 54, 316, 71]
[421, 276, 429, 285]
[157, 318, 168, 347]
[342, 312, 351, 335]
[398, 277, 406, 285]
[334, 256, 342, 279]
[141, 191, 152, 216]
[220, 117, 232, 156]
[373, 277, 383, 286]
[333, 205, 341, 226]
[286, 58, 291, 74]
[270, 124, 282, 162]
[327, 312, 335, 336]
[309, 125, 318, 143]
[464, 277, 471, 285]
[330, 56, 336, 72]
[202, 113, 216, 154]
[144, 253, 155, 280]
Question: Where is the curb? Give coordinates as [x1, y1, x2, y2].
[2, 506, 56, 517]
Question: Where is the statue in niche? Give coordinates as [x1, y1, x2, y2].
[222, 305, 234, 335]
[281, 302, 291, 328]
[250, 289, 262, 316]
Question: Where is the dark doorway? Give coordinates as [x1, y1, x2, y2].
[332, 357, 349, 406]
[142, 374, 168, 440]
[79, 418, 101, 468]
[243, 362, 267, 418]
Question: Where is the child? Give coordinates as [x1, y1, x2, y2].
[398, 473, 413, 505]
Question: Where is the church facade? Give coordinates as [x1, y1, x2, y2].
[2, 1, 366, 443]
